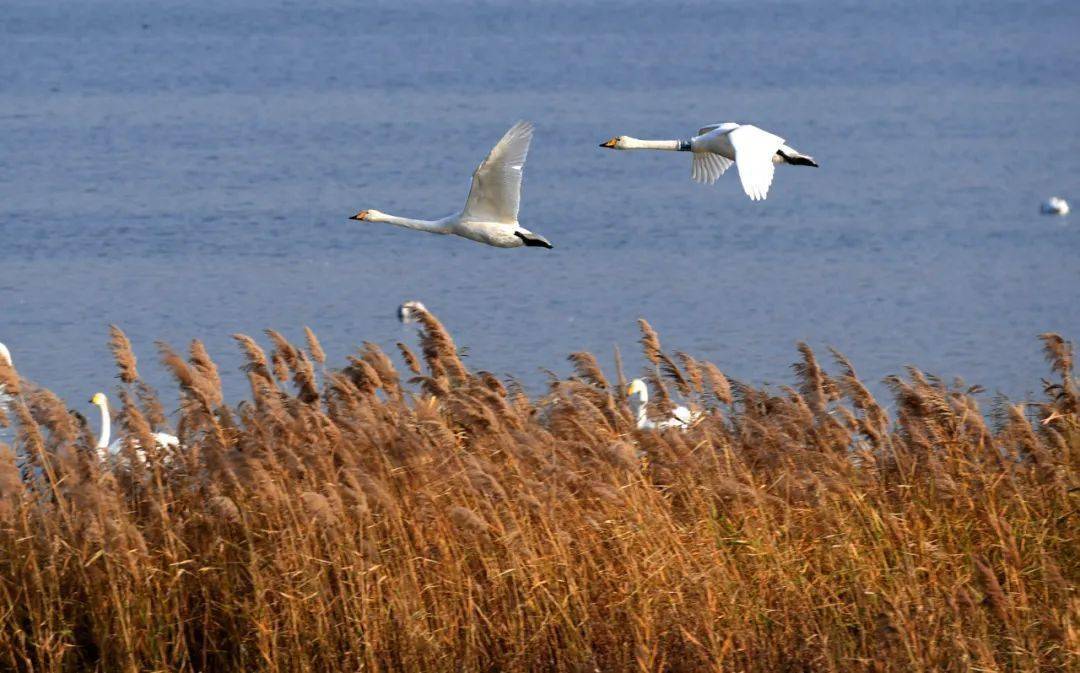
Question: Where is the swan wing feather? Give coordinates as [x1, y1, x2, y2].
[697, 122, 740, 137]
[691, 152, 733, 184]
[153, 432, 180, 448]
[671, 405, 704, 427]
[462, 120, 533, 223]
[729, 125, 785, 201]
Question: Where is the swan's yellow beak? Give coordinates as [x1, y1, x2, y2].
[90, 392, 106, 406]
[600, 137, 618, 149]
[349, 210, 369, 221]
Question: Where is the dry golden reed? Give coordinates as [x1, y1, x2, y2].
[0, 318, 1076, 673]
[108, 324, 139, 384]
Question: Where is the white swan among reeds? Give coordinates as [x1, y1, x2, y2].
[600, 122, 817, 201]
[398, 301, 427, 324]
[626, 379, 701, 430]
[90, 392, 178, 460]
[351, 121, 553, 249]
[0, 342, 12, 423]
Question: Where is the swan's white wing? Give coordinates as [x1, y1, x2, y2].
[153, 432, 180, 448]
[697, 122, 740, 137]
[728, 125, 785, 201]
[462, 121, 533, 223]
[691, 152, 733, 184]
[107, 433, 178, 453]
[670, 406, 694, 425]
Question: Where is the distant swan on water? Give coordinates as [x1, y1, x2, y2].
[1041, 197, 1069, 215]
[626, 379, 701, 430]
[398, 301, 427, 324]
[350, 121, 553, 249]
[90, 392, 178, 460]
[600, 122, 817, 201]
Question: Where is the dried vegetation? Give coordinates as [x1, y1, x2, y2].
[0, 311, 1076, 672]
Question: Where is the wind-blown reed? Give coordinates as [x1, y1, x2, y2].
[0, 311, 1076, 672]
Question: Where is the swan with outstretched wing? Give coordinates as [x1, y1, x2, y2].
[600, 121, 817, 201]
[350, 121, 552, 248]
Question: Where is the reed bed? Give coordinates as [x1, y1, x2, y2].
[0, 311, 1076, 672]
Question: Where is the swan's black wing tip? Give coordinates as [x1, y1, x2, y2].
[515, 231, 553, 249]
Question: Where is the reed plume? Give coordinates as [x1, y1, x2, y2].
[108, 324, 140, 384]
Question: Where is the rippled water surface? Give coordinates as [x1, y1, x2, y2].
[2, 0, 1079, 406]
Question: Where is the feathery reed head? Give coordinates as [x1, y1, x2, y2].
[108, 324, 140, 384]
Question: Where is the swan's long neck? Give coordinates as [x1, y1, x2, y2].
[96, 402, 111, 451]
[371, 212, 451, 234]
[630, 392, 650, 429]
[621, 137, 689, 151]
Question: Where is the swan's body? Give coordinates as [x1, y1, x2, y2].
[91, 392, 178, 461]
[1041, 197, 1070, 215]
[0, 343, 12, 425]
[351, 121, 553, 249]
[398, 301, 427, 324]
[600, 122, 817, 201]
[626, 379, 701, 431]
[0, 342, 11, 384]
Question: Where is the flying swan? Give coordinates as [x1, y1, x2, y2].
[600, 122, 817, 201]
[90, 392, 179, 460]
[626, 379, 701, 430]
[350, 121, 553, 248]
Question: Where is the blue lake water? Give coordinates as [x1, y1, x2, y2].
[1, 0, 1078, 411]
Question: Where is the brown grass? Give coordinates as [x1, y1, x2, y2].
[0, 319, 1076, 672]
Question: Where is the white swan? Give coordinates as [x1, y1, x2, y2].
[626, 379, 701, 430]
[350, 121, 553, 248]
[398, 301, 427, 324]
[90, 392, 178, 460]
[0, 342, 12, 424]
[600, 122, 817, 201]
[1041, 197, 1069, 215]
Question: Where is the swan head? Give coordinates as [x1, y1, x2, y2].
[0, 342, 10, 366]
[90, 392, 107, 407]
[600, 136, 629, 149]
[398, 301, 427, 324]
[627, 379, 648, 399]
[351, 209, 390, 222]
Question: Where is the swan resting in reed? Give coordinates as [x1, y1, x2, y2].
[626, 379, 701, 430]
[91, 392, 178, 460]
[1041, 197, 1069, 215]
[600, 122, 817, 201]
[0, 342, 12, 418]
[350, 121, 553, 249]
[398, 301, 427, 324]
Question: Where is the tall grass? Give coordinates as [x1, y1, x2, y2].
[0, 311, 1076, 672]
